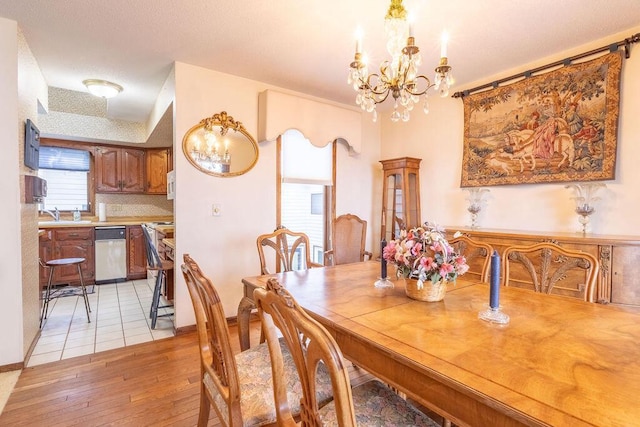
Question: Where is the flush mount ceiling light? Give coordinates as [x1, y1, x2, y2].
[82, 79, 123, 98]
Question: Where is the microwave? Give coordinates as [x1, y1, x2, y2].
[167, 170, 175, 200]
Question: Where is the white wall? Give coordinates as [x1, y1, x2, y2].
[173, 63, 380, 323]
[0, 17, 23, 366]
[17, 26, 49, 359]
[381, 27, 640, 236]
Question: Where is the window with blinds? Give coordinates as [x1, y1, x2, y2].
[37, 146, 90, 211]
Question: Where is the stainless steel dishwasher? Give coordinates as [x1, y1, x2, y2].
[95, 226, 127, 283]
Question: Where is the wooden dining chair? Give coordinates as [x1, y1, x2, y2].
[256, 226, 323, 274]
[253, 278, 440, 427]
[182, 254, 333, 427]
[502, 241, 599, 302]
[238, 226, 324, 351]
[324, 213, 372, 266]
[448, 235, 493, 283]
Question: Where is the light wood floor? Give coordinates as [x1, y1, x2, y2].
[0, 321, 378, 426]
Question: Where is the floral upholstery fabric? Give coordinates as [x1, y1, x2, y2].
[319, 379, 439, 426]
[204, 339, 333, 426]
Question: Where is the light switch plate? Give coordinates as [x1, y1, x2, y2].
[212, 203, 222, 216]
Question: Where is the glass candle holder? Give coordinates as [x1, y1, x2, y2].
[465, 188, 489, 228]
[565, 183, 606, 234]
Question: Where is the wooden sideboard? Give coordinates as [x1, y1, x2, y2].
[444, 227, 640, 307]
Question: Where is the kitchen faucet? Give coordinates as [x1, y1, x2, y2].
[41, 207, 60, 221]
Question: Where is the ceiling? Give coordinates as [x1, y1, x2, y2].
[1, 0, 639, 125]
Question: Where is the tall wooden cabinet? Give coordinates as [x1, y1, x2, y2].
[380, 157, 421, 241]
[146, 148, 172, 194]
[95, 146, 146, 193]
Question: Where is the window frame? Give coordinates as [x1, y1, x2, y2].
[39, 139, 96, 217]
[276, 136, 336, 264]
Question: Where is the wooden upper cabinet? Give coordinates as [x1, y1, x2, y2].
[95, 146, 146, 193]
[146, 148, 172, 194]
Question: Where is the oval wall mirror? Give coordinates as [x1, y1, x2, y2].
[182, 111, 259, 177]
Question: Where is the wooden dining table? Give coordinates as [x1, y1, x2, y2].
[239, 261, 640, 427]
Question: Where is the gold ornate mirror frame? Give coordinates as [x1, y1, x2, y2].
[182, 111, 259, 177]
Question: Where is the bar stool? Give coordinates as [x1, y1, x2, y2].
[40, 257, 92, 328]
[141, 225, 174, 329]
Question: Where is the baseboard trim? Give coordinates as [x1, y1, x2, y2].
[175, 324, 196, 335]
[0, 362, 24, 373]
[174, 313, 259, 335]
[20, 327, 42, 369]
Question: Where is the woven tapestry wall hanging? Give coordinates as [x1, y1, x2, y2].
[460, 51, 622, 187]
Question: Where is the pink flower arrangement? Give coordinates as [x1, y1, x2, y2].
[383, 223, 469, 283]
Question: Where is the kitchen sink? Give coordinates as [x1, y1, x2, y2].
[38, 220, 93, 225]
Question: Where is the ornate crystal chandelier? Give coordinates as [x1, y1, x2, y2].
[347, 0, 454, 122]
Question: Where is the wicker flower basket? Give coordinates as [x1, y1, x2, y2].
[402, 277, 447, 302]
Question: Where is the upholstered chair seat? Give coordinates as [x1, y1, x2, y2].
[318, 379, 439, 426]
[205, 338, 333, 426]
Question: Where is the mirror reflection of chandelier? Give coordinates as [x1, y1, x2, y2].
[189, 113, 234, 174]
[347, 0, 454, 122]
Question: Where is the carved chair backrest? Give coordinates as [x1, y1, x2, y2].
[181, 254, 243, 426]
[448, 235, 493, 283]
[256, 227, 318, 275]
[327, 214, 370, 266]
[254, 278, 358, 426]
[502, 242, 599, 302]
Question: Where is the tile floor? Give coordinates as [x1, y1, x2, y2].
[29, 279, 175, 367]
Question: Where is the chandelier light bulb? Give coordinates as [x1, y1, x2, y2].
[440, 32, 449, 58]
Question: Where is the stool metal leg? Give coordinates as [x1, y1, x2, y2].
[150, 269, 163, 329]
[40, 266, 55, 328]
[77, 264, 91, 323]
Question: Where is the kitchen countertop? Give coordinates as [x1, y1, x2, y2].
[153, 224, 175, 234]
[162, 238, 175, 249]
[38, 216, 174, 228]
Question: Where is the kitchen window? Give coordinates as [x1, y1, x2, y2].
[38, 146, 90, 211]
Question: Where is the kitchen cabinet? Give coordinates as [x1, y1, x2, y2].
[95, 146, 145, 193]
[39, 227, 95, 287]
[444, 227, 640, 307]
[127, 225, 147, 279]
[146, 148, 172, 194]
[39, 230, 54, 289]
